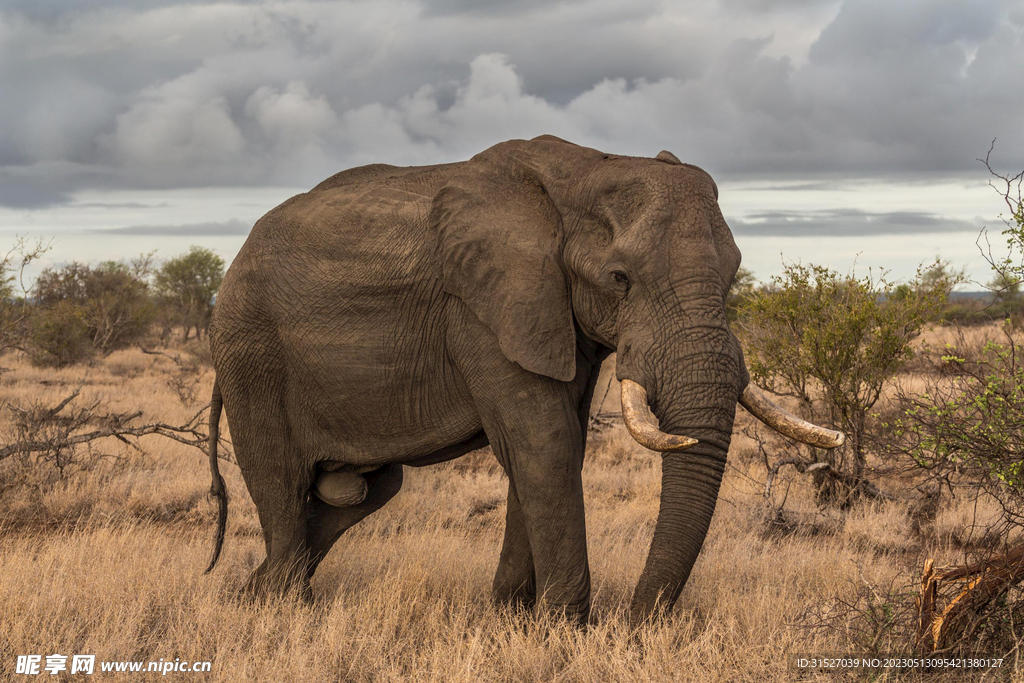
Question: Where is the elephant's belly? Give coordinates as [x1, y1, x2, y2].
[287, 363, 484, 469]
[399, 430, 489, 467]
[281, 292, 483, 467]
[317, 430, 489, 483]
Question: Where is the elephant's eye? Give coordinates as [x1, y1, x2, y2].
[611, 270, 630, 289]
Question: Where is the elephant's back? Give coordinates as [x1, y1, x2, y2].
[216, 160, 458, 354]
[243, 161, 459, 294]
[249, 160, 459, 250]
[309, 162, 455, 194]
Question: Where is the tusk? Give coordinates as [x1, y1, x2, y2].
[620, 379, 698, 452]
[739, 384, 845, 449]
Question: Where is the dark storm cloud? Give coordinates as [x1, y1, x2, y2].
[728, 209, 982, 236]
[419, 0, 588, 17]
[99, 220, 252, 236]
[0, 176, 73, 209]
[1, 0, 1021, 218]
[72, 201, 171, 209]
[719, 0, 835, 12]
[1, 0, 271, 23]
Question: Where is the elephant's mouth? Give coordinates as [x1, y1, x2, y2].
[620, 379, 844, 452]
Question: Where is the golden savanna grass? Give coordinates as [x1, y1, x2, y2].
[0, 341, 1020, 681]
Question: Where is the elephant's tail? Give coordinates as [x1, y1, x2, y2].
[205, 378, 228, 574]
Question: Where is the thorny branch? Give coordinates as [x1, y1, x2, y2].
[0, 388, 232, 464]
[138, 344, 209, 406]
[976, 139, 1024, 291]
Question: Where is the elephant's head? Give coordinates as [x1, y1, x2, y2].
[430, 135, 842, 625]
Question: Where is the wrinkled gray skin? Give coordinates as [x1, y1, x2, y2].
[209, 135, 747, 627]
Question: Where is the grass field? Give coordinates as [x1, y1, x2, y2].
[0, 344, 1019, 681]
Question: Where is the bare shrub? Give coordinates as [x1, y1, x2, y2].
[139, 345, 209, 407]
[797, 567, 920, 656]
[0, 387, 228, 502]
[1, 388, 108, 489]
[0, 237, 51, 365]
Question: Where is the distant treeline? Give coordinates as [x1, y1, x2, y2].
[942, 290, 1022, 324]
[727, 261, 1022, 327]
[1, 242, 224, 367]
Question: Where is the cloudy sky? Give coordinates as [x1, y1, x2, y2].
[2, 0, 1022, 284]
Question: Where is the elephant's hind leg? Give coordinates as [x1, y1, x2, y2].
[238, 455, 316, 600]
[222, 384, 316, 598]
[304, 463, 404, 579]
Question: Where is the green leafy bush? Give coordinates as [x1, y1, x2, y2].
[27, 300, 93, 367]
[31, 257, 156, 359]
[738, 262, 955, 502]
[883, 155, 1024, 525]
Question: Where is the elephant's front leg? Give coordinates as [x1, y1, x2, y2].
[483, 391, 591, 621]
[449, 310, 593, 620]
[492, 482, 536, 608]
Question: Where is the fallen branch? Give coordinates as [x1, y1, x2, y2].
[1, 389, 231, 464]
[762, 456, 896, 503]
[917, 544, 1024, 653]
[138, 344, 188, 367]
[588, 373, 618, 432]
[588, 411, 622, 432]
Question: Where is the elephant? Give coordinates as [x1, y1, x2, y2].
[204, 135, 843, 627]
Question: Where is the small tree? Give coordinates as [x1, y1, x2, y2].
[31, 256, 155, 356]
[987, 270, 1023, 321]
[154, 246, 224, 341]
[738, 262, 955, 501]
[0, 237, 51, 362]
[885, 146, 1024, 527]
[27, 300, 93, 368]
[920, 259, 964, 301]
[86, 259, 156, 352]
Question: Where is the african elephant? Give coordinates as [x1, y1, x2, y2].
[204, 135, 842, 627]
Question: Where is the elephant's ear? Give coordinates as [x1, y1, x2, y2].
[429, 142, 576, 382]
[655, 150, 682, 165]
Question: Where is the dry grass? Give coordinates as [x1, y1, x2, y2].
[0, 347, 1020, 681]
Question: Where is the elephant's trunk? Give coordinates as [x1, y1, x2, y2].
[627, 391, 733, 627]
[621, 364, 845, 627]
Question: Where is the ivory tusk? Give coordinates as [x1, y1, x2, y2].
[739, 384, 845, 449]
[620, 379, 699, 452]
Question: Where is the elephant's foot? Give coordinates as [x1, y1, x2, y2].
[491, 585, 536, 613]
[313, 471, 368, 507]
[548, 598, 590, 626]
[240, 557, 313, 602]
[491, 570, 536, 612]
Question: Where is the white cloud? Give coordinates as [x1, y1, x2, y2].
[244, 80, 338, 176]
[107, 88, 245, 166]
